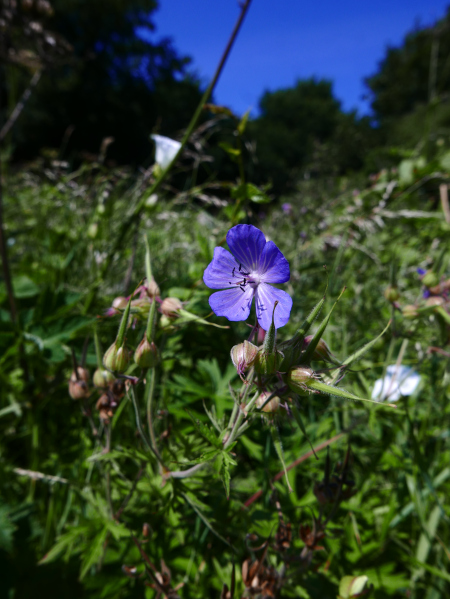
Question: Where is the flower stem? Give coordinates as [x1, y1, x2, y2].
[145, 369, 162, 462]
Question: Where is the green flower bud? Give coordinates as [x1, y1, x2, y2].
[230, 340, 259, 376]
[402, 304, 419, 319]
[93, 368, 115, 389]
[286, 367, 314, 394]
[103, 343, 129, 372]
[134, 338, 159, 369]
[422, 271, 439, 288]
[256, 391, 280, 413]
[384, 285, 400, 302]
[161, 297, 182, 317]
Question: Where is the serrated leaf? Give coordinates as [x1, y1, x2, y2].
[79, 527, 108, 580]
[186, 409, 221, 448]
[39, 526, 89, 565]
[174, 449, 221, 466]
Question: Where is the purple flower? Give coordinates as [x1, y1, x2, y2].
[417, 268, 426, 276]
[203, 225, 293, 330]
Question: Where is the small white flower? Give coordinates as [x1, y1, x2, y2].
[151, 134, 181, 170]
[371, 364, 421, 402]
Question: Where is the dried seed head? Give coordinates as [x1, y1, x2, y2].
[161, 297, 182, 317]
[68, 379, 89, 400]
[70, 367, 90, 383]
[96, 394, 110, 410]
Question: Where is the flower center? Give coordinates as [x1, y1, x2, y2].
[229, 264, 260, 292]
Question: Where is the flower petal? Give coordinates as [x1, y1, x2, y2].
[226, 225, 266, 272]
[209, 286, 254, 322]
[203, 247, 239, 289]
[259, 241, 290, 284]
[255, 283, 292, 330]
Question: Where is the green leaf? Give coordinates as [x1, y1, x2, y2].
[177, 309, 229, 329]
[79, 527, 109, 580]
[339, 575, 369, 598]
[39, 526, 89, 565]
[237, 109, 250, 135]
[186, 409, 221, 448]
[220, 454, 231, 499]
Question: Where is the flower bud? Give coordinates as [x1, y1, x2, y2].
[425, 296, 444, 308]
[93, 368, 115, 389]
[159, 314, 174, 330]
[384, 285, 400, 302]
[422, 271, 439, 288]
[302, 336, 337, 363]
[103, 343, 129, 372]
[131, 297, 151, 317]
[402, 304, 419, 319]
[286, 367, 314, 394]
[112, 296, 128, 310]
[134, 338, 159, 369]
[161, 297, 182, 317]
[146, 277, 160, 298]
[256, 391, 280, 413]
[230, 340, 259, 376]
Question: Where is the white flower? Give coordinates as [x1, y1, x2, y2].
[151, 134, 181, 170]
[371, 364, 421, 402]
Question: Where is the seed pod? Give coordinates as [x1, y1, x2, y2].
[256, 391, 280, 413]
[134, 338, 159, 369]
[230, 340, 259, 375]
[161, 297, 182, 317]
[286, 367, 314, 394]
[70, 367, 90, 383]
[93, 368, 115, 389]
[254, 348, 283, 376]
[384, 285, 400, 302]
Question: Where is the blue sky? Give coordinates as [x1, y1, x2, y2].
[150, 0, 449, 117]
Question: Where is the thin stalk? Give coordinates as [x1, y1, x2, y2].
[145, 369, 162, 462]
[82, 0, 253, 314]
